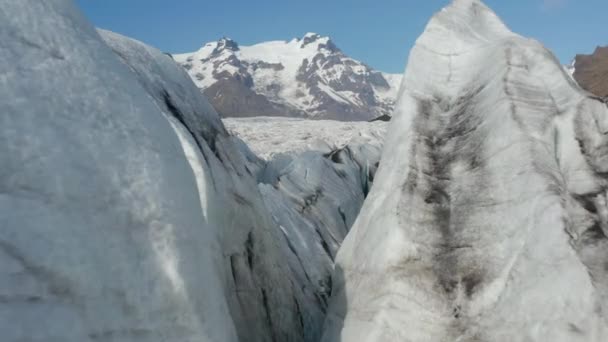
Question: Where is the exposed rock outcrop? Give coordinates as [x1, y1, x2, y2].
[573, 46, 608, 100]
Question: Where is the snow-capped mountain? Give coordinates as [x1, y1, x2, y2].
[173, 34, 401, 121]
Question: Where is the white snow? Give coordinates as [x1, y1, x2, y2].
[565, 59, 576, 78]
[176, 36, 329, 107]
[322, 1, 608, 341]
[376, 72, 403, 103]
[174, 34, 402, 119]
[223, 117, 387, 159]
[317, 83, 351, 105]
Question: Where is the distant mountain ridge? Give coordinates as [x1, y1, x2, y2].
[572, 46, 608, 100]
[173, 33, 401, 121]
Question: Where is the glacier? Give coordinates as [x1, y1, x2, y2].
[0, 1, 381, 341]
[223, 117, 386, 160]
[3, 0, 608, 341]
[321, 0, 608, 341]
[99, 28, 306, 342]
[0, 1, 238, 341]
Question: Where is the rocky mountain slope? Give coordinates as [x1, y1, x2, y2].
[173, 34, 401, 121]
[0, 1, 382, 341]
[572, 46, 608, 99]
[322, 0, 608, 341]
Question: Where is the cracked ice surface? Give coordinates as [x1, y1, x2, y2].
[0, 1, 237, 341]
[0, 1, 384, 341]
[322, 1, 608, 341]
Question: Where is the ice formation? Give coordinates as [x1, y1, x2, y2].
[0, 1, 381, 341]
[321, 1, 608, 341]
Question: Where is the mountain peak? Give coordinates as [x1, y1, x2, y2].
[299, 32, 339, 53]
[300, 32, 327, 47]
[303, 32, 320, 38]
[594, 45, 608, 55]
[173, 33, 400, 121]
[215, 37, 239, 52]
[415, 0, 510, 56]
[451, 0, 483, 5]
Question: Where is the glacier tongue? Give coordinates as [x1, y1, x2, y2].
[173, 34, 401, 121]
[322, 1, 608, 341]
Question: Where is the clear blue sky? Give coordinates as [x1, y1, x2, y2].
[76, 0, 607, 73]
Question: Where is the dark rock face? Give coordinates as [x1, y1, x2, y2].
[251, 61, 285, 71]
[369, 114, 392, 122]
[174, 34, 401, 121]
[214, 37, 240, 53]
[204, 78, 303, 118]
[573, 46, 608, 99]
[301, 33, 322, 47]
